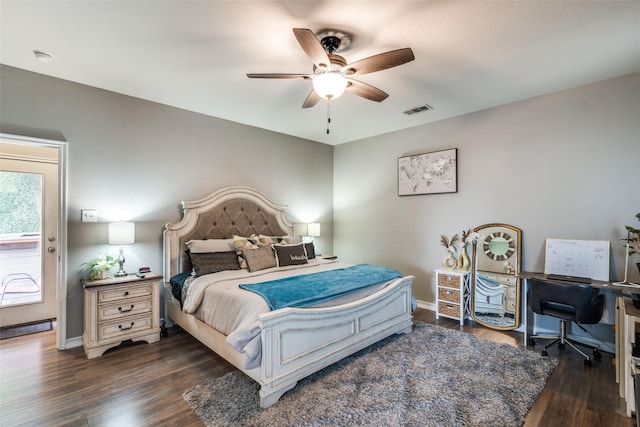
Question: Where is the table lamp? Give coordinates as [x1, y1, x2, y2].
[307, 222, 321, 241]
[108, 221, 135, 276]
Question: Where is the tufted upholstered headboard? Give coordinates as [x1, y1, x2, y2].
[163, 186, 294, 281]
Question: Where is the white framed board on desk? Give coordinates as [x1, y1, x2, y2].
[544, 238, 610, 281]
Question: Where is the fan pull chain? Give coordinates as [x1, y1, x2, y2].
[326, 99, 331, 134]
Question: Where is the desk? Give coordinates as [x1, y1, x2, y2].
[617, 297, 640, 417]
[520, 272, 640, 417]
[519, 271, 629, 346]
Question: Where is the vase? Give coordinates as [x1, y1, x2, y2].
[97, 270, 110, 280]
[457, 251, 470, 271]
[443, 253, 457, 270]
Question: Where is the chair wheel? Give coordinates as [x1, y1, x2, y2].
[528, 338, 535, 346]
[584, 358, 592, 367]
[593, 349, 601, 359]
[542, 350, 548, 357]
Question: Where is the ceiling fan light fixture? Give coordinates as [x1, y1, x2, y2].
[312, 72, 347, 100]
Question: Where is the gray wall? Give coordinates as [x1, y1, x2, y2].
[334, 72, 640, 306]
[0, 65, 334, 340]
[2, 63, 638, 343]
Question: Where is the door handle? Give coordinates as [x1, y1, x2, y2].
[48, 246, 56, 253]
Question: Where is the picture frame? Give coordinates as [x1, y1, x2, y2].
[398, 148, 457, 196]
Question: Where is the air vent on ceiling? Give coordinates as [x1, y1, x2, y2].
[403, 104, 433, 115]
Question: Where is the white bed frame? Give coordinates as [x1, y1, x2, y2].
[163, 186, 414, 408]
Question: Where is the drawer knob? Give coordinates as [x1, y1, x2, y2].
[118, 322, 134, 331]
[445, 290, 453, 295]
[118, 305, 134, 313]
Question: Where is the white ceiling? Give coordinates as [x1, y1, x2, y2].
[1, 1, 639, 145]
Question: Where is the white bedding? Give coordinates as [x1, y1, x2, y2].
[181, 258, 393, 368]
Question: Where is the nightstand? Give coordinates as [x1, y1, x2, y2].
[435, 269, 471, 325]
[82, 273, 162, 359]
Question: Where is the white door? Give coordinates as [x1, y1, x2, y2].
[0, 148, 58, 327]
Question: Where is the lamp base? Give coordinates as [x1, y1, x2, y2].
[115, 248, 127, 276]
[115, 262, 127, 276]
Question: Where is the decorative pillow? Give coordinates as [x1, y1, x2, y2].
[273, 243, 308, 267]
[186, 238, 235, 253]
[258, 234, 284, 246]
[282, 235, 303, 245]
[258, 234, 303, 246]
[187, 250, 241, 277]
[233, 235, 259, 269]
[304, 242, 316, 259]
[240, 246, 277, 272]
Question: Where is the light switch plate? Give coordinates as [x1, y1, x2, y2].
[81, 209, 97, 222]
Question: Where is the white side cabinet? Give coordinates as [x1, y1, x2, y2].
[435, 269, 471, 325]
[82, 273, 162, 359]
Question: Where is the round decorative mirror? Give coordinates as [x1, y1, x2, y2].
[471, 223, 522, 330]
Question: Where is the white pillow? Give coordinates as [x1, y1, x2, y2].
[257, 234, 303, 246]
[281, 235, 303, 244]
[186, 238, 235, 253]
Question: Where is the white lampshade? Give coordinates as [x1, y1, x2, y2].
[108, 222, 135, 245]
[312, 72, 347, 100]
[307, 222, 321, 238]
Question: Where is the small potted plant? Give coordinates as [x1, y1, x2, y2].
[83, 254, 117, 280]
[625, 213, 640, 275]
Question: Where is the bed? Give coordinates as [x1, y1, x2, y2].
[163, 186, 415, 408]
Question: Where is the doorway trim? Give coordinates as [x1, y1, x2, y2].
[0, 133, 68, 350]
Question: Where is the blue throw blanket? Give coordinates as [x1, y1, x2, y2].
[239, 264, 403, 310]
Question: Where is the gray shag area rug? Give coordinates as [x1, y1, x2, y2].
[183, 321, 557, 426]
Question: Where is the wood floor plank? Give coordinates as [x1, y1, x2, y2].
[0, 308, 634, 426]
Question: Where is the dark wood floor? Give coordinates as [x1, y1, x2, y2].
[0, 308, 633, 426]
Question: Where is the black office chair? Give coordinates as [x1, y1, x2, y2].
[528, 277, 604, 366]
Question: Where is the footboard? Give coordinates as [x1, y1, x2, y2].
[256, 275, 414, 408]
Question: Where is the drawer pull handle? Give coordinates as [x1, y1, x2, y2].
[118, 305, 134, 313]
[445, 290, 453, 295]
[119, 322, 134, 331]
[123, 291, 129, 297]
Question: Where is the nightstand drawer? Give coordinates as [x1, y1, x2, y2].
[98, 297, 152, 322]
[438, 274, 461, 289]
[99, 314, 153, 341]
[98, 283, 152, 303]
[438, 287, 460, 303]
[438, 301, 461, 318]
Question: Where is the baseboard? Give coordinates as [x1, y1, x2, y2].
[416, 299, 435, 312]
[65, 335, 83, 349]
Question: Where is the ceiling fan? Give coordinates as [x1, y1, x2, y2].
[247, 28, 415, 109]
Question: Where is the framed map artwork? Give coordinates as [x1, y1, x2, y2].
[398, 148, 457, 196]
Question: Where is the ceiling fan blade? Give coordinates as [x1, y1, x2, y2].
[343, 48, 415, 76]
[345, 79, 389, 102]
[293, 28, 331, 68]
[302, 90, 322, 109]
[247, 73, 312, 79]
